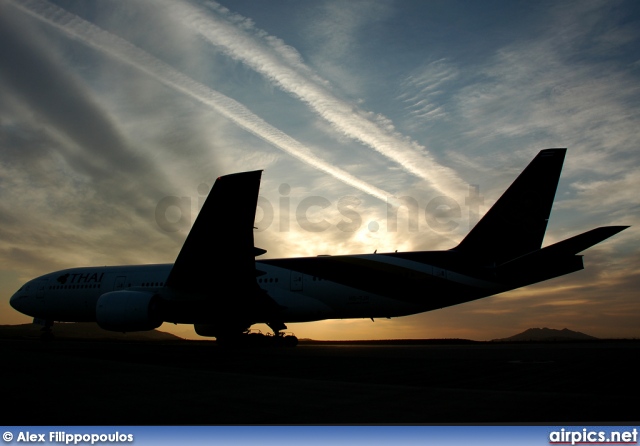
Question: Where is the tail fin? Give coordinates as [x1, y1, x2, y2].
[454, 148, 566, 265]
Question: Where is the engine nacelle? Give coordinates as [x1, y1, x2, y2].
[194, 324, 218, 337]
[96, 291, 162, 332]
[194, 321, 251, 338]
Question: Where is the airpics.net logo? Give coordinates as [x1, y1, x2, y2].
[549, 428, 638, 445]
[155, 183, 485, 234]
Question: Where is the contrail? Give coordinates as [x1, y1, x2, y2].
[7, 0, 397, 204]
[168, 0, 466, 198]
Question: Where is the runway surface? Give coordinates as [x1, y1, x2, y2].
[2, 338, 638, 425]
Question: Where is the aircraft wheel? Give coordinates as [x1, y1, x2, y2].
[283, 335, 298, 347]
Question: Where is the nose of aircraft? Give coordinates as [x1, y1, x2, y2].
[10, 287, 30, 316]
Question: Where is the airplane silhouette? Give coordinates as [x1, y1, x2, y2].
[10, 148, 627, 345]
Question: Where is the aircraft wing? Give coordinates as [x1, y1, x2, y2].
[165, 171, 277, 311]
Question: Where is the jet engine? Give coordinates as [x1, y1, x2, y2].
[193, 322, 251, 338]
[96, 290, 163, 332]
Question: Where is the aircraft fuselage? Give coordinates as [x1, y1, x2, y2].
[10, 253, 505, 328]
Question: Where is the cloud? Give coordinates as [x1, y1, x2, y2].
[453, 1, 640, 164]
[568, 173, 640, 211]
[0, 3, 181, 273]
[302, 0, 392, 94]
[398, 59, 459, 124]
[166, 0, 467, 199]
[8, 0, 396, 205]
[0, 8, 155, 189]
[305, 0, 391, 62]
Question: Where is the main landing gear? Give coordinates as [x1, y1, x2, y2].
[248, 330, 298, 347]
[215, 323, 298, 348]
[266, 321, 298, 347]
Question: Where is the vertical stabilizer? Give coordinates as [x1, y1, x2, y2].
[454, 149, 566, 265]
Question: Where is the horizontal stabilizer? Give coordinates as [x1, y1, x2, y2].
[497, 226, 628, 285]
[536, 226, 628, 257]
[500, 226, 628, 268]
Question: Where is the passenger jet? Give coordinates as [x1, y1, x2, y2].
[10, 149, 628, 345]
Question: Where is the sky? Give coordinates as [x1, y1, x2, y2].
[0, 0, 639, 341]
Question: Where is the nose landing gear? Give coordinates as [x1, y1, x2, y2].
[37, 319, 55, 341]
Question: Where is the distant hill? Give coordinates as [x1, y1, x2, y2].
[492, 327, 598, 342]
[0, 323, 183, 341]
